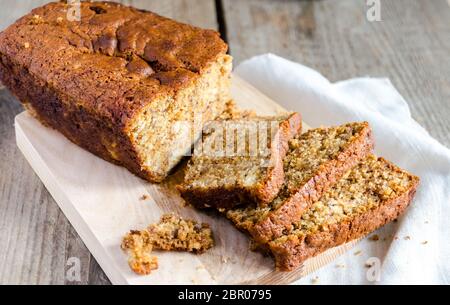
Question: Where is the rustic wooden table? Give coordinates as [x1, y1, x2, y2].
[0, 0, 449, 284]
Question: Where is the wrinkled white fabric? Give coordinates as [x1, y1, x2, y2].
[235, 54, 450, 285]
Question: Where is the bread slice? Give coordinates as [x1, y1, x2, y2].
[226, 122, 374, 244]
[178, 112, 302, 209]
[268, 155, 419, 271]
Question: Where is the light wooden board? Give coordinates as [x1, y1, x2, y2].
[15, 75, 358, 284]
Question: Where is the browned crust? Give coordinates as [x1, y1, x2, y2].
[0, 52, 162, 182]
[0, 2, 228, 127]
[178, 113, 302, 209]
[250, 122, 374, 244]
[0, 1, 229, 183]
[269, 168, 420, 271]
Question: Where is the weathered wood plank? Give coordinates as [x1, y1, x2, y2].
[222, 0, 450, 147]
[0, 0, 218, 30]
[0, 0, 218, 285]
[119, 0, 218, 29]
[0, 0, 51, 30]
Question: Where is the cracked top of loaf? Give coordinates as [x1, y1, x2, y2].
[0, 1, 227, 126]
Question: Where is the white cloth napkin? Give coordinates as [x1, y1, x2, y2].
[234, 54, 450, 285]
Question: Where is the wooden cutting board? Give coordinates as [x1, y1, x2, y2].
[15, 75, 358, 284]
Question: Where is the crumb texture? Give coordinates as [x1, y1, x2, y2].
[122, 214, 214, 275]
[179, 112, 301, 208]
[226, 122, 372, 240]
[289, 155, 416, 235]
[121, 230, 158, 275]
[269, 155, 419, 270]
[284, 122, 367, 192]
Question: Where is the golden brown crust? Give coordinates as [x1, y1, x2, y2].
[178, 112, 302, 209]
[0, 2, 227, 126]
[249, 122, 374, 244]
[269, 164, 419, 271]
[0, 1, 229, 182]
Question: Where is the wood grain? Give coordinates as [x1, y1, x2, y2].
[222, 0, 450, 147]
[0, 0, 218, 285]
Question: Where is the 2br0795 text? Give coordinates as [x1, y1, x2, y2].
[222, 289, 272, 300]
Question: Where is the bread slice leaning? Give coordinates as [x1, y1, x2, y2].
[268, 155, 419, 271]
[226, 122, 374, 244]
[178, 112, 302, 209]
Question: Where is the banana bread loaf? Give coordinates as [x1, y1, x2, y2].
[178, 112, 302, 209]
[0, 1, 231, 182]
[226, 122, 374, 244]
[268, 155, 419, 271]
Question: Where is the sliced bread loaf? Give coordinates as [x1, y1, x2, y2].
[226, 122, 374, 244]
[178, 112, 302, 209]
[268, 155, 419, 271]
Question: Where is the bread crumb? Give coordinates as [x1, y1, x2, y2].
[122, 214, 214, 275]
[24, 42, 30, 49]
[421, 241, 428, 245]
[140, 194, 149, 200]
[335, 264, 346, 268]
[56, 17, 63, 23]
[370, 234, 380, 241]
[249, 240, 260, 251]
[365, 262, 374, 268]
[354, 250, 362, 256]
[311, 276, 319, 284]
[221, 256, 229, 263]
[30, 14, 44, 25]
[404, 236, 411, 240]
